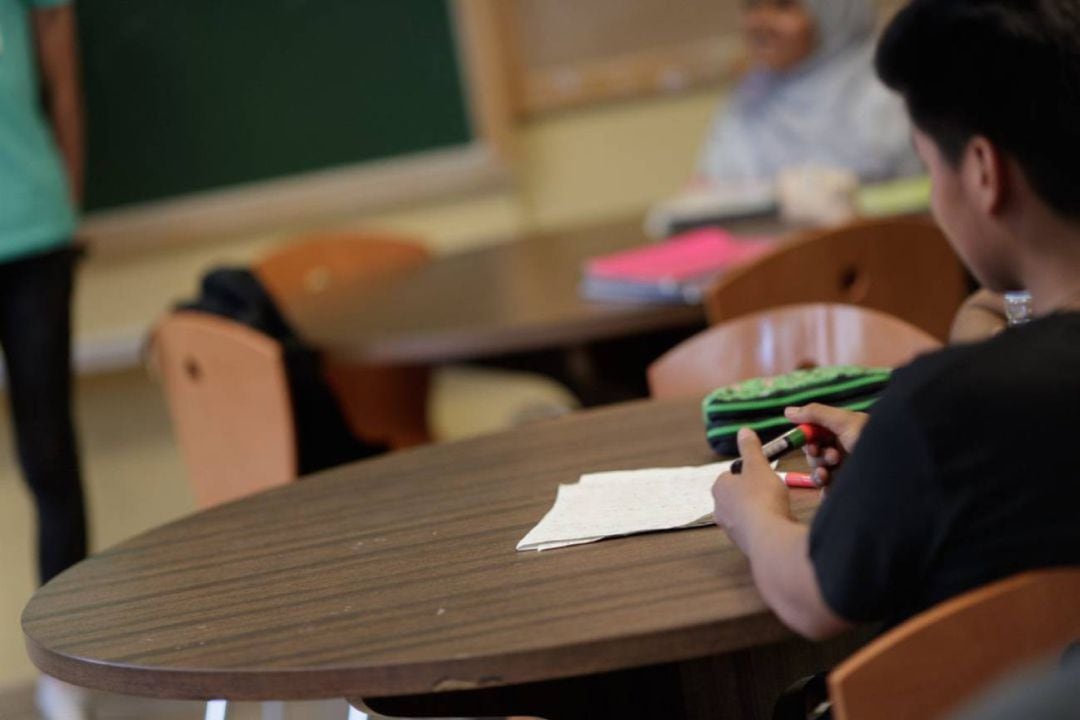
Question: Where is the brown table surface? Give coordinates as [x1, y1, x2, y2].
[284, 217, 786, 365]
[22, 398, 826, 709]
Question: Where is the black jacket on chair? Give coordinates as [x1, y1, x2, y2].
[178, 267, 385, 476]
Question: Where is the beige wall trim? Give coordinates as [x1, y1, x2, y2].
[454, 0, 520, 162]
[0, 327, 146, 385]
[73, 327, 147, 375]
[81, 143, 510, 254]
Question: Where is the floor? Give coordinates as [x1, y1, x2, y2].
[0, 682, 369, 720]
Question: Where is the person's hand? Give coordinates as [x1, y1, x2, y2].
[712, 428, 792, 554]
[950, 289, 1008, 344]
[784, 404, 869, 487]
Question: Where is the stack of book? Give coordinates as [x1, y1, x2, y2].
[580, 227, 775, 304]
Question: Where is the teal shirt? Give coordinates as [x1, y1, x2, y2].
[0, 0, 76, 264]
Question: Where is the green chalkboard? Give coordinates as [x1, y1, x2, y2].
[78, 1, 473, 212]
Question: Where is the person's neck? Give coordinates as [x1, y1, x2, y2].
[1015, 214, 1080, 317]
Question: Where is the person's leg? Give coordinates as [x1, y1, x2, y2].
[0, 247, 86, 585]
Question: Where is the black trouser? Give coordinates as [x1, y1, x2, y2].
[0, 246, 86, 584]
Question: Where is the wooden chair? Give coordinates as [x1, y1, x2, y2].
[829, 569, 1080, 720]
[152, 312, 368, 720]
[149, 311, 296, 509]
[705, 216, 968, 342]
[255, 232, 432, 449]
[647, 303, 941, 399]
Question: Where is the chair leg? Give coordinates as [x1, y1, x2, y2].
[261, 700, 286, 720]
[205, 699, 228, 720]
[206, 697, 366, 720]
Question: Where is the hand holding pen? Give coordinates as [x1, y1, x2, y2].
[729, 404, 871, 487]
[783, 404, 870, 487]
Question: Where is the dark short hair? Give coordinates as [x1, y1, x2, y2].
[876, 0, 1080, 219]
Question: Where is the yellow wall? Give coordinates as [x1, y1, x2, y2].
[0, 86, 723, 686]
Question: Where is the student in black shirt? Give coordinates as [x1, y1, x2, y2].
[711, 0, 1080, 638]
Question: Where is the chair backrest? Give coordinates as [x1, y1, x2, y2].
[647, 303, 942, 399]
[829, 569, 1080, 720]
[705, 217, 968, 341]
[256, 232, 431, 302]
[255, 232, 433, 449]
[150, 311, 297, 509]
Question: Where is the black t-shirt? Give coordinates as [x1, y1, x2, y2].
[810, 312, 1080, 627]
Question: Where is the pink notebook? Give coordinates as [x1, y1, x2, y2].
[585, 228, 775, 283]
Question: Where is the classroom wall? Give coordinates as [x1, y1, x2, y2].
[73, 88, 720, 342]
[0, 85, 725, 687]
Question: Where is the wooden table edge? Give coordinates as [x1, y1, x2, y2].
[320, 306, 707, 365]
[24, 608, 793, 701]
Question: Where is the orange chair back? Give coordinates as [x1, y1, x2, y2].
[256, 232, 430, 303]
[706, 217, 968, 341]
[648, 303, 941, 399]
[150, 312, 297, 509]
[829, 569, 1080, 720]
[255, 232, 432, 449]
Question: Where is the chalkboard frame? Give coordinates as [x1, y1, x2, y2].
[81, 0, 514, 253]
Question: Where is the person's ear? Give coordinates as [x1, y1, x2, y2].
[963, 136, 1009, 216]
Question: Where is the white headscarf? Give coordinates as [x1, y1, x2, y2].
[804, 0, 877, 59]
[699, 0, 921, 183]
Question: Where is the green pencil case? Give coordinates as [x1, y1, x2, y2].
[702, 365, 892, 455]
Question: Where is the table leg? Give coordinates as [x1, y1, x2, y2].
[205, 699, 228, 720]
[562, 344, 607, 406]
[473, 323, 704, 408]
[261, 701, 286, 720]
[356, 630, 869, 720]
[563, 324, 706, 406]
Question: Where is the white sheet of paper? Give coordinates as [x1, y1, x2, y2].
[517, 461, 782, 552]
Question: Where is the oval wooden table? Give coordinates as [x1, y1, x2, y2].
[23, 399, 861, 719]
[283, 217, 783, 366]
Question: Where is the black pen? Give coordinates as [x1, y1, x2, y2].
[731, 424, 835, 474]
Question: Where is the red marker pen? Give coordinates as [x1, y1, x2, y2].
[731, 424, 835, 475]
[782, 472, 820, 489]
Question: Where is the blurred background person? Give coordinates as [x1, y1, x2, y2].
[1, 0, 87, 716]
[699, 0, 922, 184]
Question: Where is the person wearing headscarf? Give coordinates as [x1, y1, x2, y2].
[699, 0, 922, 183]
